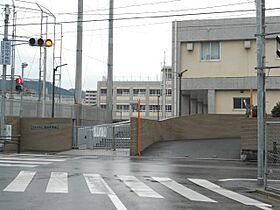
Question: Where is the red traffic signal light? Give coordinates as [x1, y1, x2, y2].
[16, 78, 23, 85]
[15, 78, 23, 92]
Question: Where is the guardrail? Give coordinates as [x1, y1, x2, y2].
[0, 136, 21, 153]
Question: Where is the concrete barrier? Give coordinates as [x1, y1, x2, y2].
[130, 114, 242, 156]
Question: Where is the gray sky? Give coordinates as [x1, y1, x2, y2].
[0, 0, 279, 90]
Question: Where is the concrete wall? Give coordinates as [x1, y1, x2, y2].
[130, 114, 242, 156]
[3, 117, 73, 153]
[20, 118, 73, 152]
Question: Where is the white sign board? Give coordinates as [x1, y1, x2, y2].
[3, 124, 12, 140]
[0, 40, 12, 65]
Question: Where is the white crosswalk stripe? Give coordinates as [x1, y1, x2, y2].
[152, 177, 217, 203]
[84, 174, 127, 210]
[188, 178, 273, 210]
[118, 175, 164, 198]
[3, 171, 36, 192]
[46, 172, 68, 193]
[1, 172, 274, 210]
[0, 154, 68, 168]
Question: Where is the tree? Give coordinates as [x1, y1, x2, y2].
[271, 102, 280, 117]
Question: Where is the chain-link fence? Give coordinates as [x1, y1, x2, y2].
[265, 121, 280, 193]
[76, 121, 131, 150]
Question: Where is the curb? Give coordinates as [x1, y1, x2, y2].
[256, 188, 280, 201]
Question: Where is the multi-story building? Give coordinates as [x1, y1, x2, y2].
[84, 90, 97, 106]
[97, 67, 173, 120]
[172, 16, 280, 116]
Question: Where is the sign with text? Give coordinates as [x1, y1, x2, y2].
[0, 40, 11, 65]
[31, 124, 59, 130]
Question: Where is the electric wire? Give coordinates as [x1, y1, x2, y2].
[2, 7, 280, 28]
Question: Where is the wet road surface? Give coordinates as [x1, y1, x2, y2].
[0, 153, 279, 210]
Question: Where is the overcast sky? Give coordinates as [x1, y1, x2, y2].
[0, 0, 279, 90]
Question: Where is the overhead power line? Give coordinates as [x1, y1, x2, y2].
[2, 7, 280, 28]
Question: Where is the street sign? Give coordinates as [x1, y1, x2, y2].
[0, 40, 12, 65]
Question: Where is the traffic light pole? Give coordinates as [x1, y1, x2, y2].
[1, 5, 10, 137]
[52, 64, 67, 118]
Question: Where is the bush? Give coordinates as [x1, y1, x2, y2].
[271, 102, 280, 117]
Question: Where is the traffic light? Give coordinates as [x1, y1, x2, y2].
[28, 38, 53, 47]
[276, 36, 280, 57]
[45, 39, 53, 47]
[15, 78, 23, 92]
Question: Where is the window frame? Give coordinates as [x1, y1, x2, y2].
[200, 41, 221, 61]
[233, 97, 250, 110]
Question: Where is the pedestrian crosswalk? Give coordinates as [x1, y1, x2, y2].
[1, 171, 273, 210]
[0, 154, 68, 168]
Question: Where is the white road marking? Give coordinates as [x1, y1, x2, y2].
[3, 171, 36, 192]
[118, 175, 164, 198]
[152, 177, 216, 203]
[46, 172, 68, 193]
[84, 174, 127, 210]
[0, 157, 66, 162]
[189, 178, 272, 209]
[219, 178, 280, 183]
[9, 154, 68, 158]
[0, 160, 51, 165]
[0, 163, 38, 168]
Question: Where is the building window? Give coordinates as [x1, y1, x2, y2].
[116, 105, 130, 112]
[149, 105, 161, 112]
[201, 41, 220, 61]
[117, 89, 130, 96]
[100, 104, 107, 109]
[133, 89, 146, 96]
[166, 105, 172, 112]
[100, 89, 107, 96]
[149, 89, 161, 96]
[131, 103, 145, 112]
[233, 97, 250, 109]
[166, 89, 172, 96]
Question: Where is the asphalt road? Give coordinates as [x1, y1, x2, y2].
[0, 153, 279, 210]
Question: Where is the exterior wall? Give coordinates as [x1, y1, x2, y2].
[215, 90, 280, 114]
[173, 17, 280, 116]
[97, 80, 173, 121]
[181, 39, 280, 79]
[130, 114, 241, 155]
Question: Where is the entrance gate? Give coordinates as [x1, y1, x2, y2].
[265, 121, 280, 193]
[77, 121, 131, 150]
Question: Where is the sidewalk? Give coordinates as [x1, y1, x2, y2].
[58, 148, 130, 156]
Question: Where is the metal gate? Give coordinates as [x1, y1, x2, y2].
[77, 121, 131, 150]
[265, 121, 280, 193]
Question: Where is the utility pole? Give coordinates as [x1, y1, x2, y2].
[107, 0, 114, 122]
[256, 0, 266, 185]
[42, 17, 48, 117]
[1, 4, 10, 136]
[75, 0, 83, 105]
[73, 0, 83, 148]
